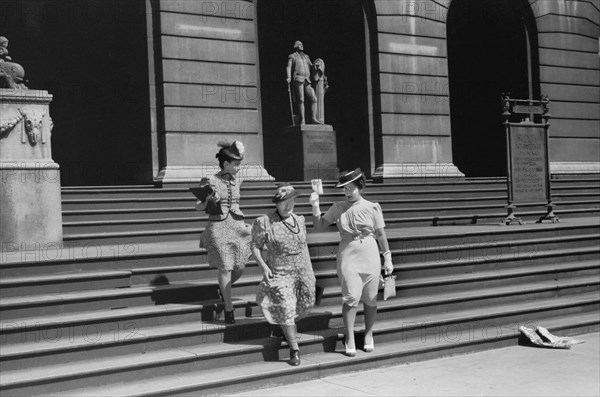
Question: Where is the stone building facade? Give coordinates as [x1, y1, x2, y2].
[2, 0, 598, 185]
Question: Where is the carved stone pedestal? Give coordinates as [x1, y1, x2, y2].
[0, 88, 63, 251]
[283, 124, 339, 181]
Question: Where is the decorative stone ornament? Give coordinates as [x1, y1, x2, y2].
[19, 108, 52, 146]
[1, 77, 62, 250]
[0, 36, 27, 90]
[0, 112, 23, 138]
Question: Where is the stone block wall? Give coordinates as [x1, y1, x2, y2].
[532, 0, 600, 173]
[153, 0, 270, 182]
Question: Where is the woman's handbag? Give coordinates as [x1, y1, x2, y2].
[379, 274, 397, 301]
[204, 193, 223, 215]
[190, 186, 223, 215]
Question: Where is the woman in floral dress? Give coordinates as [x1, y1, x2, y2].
[251, 184, 316, 366]
[195, 141, 252, 324]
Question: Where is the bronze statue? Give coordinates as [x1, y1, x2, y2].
[0, 36, 12, 61]
[312, 58, 328, 124]
[0, 36, 27, 89]
[286, 41, 322, 125]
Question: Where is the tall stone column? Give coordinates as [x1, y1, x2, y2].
[0, 88, 62, 251]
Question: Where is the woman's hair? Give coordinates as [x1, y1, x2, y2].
[350, 175, 366, 190]
[215, 141, 244, 169]
[216, 150, 235, 169]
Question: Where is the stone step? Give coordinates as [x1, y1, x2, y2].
[149, 249, 600, 300]
[1, 275, 597, 373]
[315, 273, 600, 311]
[2, 294, 597, 396]
[58, 200, 600, 240]
[128, 233, 600, 285]
[61, 195, 520, 222]
[0, 270, 132, 298]
[59, 192, 600, 223]
[314, 259, 600, 309]
[4, 221, 598, 277]
[51, 310, 599, 397]
[59, 177, 599, 196]
[2, 227, 598, 295]
[59, 183, 600, 211]
[1, 255, 597, 333]
[60, 190, 506, 211]
[59, 209, 600, 245]
[390, 207, 600, 228]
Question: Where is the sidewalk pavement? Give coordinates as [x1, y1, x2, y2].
[230, 332, 600, 397]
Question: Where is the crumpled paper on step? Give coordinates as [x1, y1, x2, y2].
[519, 325, 586, 349]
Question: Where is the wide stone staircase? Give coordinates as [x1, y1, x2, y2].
[1, 176, 599, 396]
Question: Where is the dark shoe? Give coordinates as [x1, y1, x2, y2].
[288, 349, 300, 366]
[224, 310, 235, 324]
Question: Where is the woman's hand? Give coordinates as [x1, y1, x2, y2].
[208, 191, 220, 202]
[261, 264, 273, 280]
[383, 250, 394, 276]
[309, 192, 320, 216]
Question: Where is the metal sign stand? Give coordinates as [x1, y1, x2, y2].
[501, 94, 559, 225]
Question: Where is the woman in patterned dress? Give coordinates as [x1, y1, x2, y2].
[251, 184, 316, 366]
[310, 169, 394, 356]
[195, 141, 252, 324]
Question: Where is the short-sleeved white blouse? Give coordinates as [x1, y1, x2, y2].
[323, 198, 385, 239]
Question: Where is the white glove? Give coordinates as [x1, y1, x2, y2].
[309, 192, 321, 216]
[383, 251, 394, 275]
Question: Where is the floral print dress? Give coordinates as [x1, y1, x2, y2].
[252, 212, 316, 325]
[198, 172, 252, 271]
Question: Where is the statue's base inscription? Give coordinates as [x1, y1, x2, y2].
[284, 124, 339, 181]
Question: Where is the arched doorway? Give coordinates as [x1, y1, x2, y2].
[257, 0, 372, 180]
[1, 0, 152, 185]
[447, 0, 540, 177]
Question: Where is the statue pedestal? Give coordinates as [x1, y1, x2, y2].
[283, 124, 339, 181]
[0, 88, 63, 251]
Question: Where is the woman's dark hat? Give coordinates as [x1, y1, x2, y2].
[217, 141, 244, 160]
[335, 168, 364, 188]
[272, 184, 300, 203]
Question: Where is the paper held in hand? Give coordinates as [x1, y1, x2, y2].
[311, 179, 324, 195]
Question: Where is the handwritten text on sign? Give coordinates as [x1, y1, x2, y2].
[509, 125, 548, 203]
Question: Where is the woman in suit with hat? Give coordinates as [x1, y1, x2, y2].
[195, 141, 252, 324]
[310, 169, 394, 356]
[251, 184, 316, 366]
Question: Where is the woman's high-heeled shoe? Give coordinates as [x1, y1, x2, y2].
[288, 349, 300, 366]
[363, 335, 374, 352]
[224, 310, 235, 324]
[344, 343, 356, 357]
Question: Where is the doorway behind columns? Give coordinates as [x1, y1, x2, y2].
[447, 0, 540, 177]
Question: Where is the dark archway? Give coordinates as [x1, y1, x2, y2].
[447, 0, 540, 177]
[257, 0, 372, 180]
[0, 0, 152, 185]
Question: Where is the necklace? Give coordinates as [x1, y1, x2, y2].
[277, 211, 300, 235]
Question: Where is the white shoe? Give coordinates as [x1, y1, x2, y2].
[345, 343, 356, 357]
[364, 336, 374, 352]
